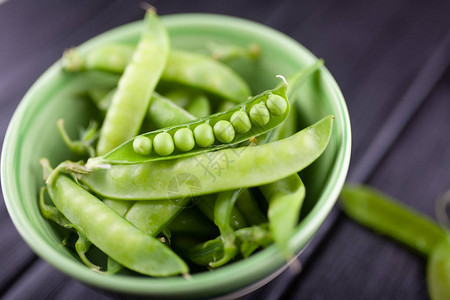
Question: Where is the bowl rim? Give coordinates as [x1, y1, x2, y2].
[1, 13, 351, 297]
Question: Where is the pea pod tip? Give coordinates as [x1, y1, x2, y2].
[276, 74, 288, 86]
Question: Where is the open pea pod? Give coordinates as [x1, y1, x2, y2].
[89, 83, 288, 166]
[80, 115, 333, 200]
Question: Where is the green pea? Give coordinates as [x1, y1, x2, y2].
[174, 128, 195, 152]
[153, 132, 174, 156]
[250, 103, 270, 126]
[266, 94, 287, 116]
[230, 111, 251, 133]
[133, 136, 152, 156]
[194, 124, 215, 147]
[214, 120, 235, 143]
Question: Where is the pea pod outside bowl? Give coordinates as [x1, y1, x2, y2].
[1, 13, 351, 299]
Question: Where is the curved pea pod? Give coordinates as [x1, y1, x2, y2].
[80, 115, 334, 200]
[197, 194, 248, 230]
[340, 184, 447, 256]
[41, 160, 188, 277]
[63, 44, 134, 73]
[210, 189, 243, 268]
[235, 189, 267, 226]
[163, 50, 250, 103]
[96, 9, 170, 155]
[147, 93, 196, 128]
[62, 44, 251, 104]
[88, 83, 289, 165]
[206, 42, 261, 62]
[260, 175, 305, 258]
[427, 236, 450, 300]
[185, 93, 211, 118]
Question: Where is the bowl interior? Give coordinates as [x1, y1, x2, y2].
[2, 13, 350, 299]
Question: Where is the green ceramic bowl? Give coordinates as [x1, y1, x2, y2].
[1, 14, 351, 299]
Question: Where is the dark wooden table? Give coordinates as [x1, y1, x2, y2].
[1, 0, 449, 299]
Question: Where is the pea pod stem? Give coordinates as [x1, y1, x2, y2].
[80, 115, 334, 200]
[340, 184, 448, 256]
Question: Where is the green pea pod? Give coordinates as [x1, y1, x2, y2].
[80, 115, 333, 200]
[63, 45, 251, 103]
[260, 175, 305, 258]
[206, 42, 261, 62]
[88, 83, 288, 165]
[40, 159, 188, 277]
[147, 93, 196, 128]
[235, 189, 267, 225]
[74, 232, 99, 270]
[87, 87, 195, 136]
[185, 93, 211, 118]
[172, 237, 223, 267]
[217, 100, 236, 113]
[210, 189, 243, 268]
[106, 257, 123, 275]
[63, 44, 134, 73]
[42, 186, 118, 272]
[235, 223, 273, 257]
[197, 194, 248, 230]
[163, 50, 250, 102]
[123, 198, 191, 236]
[87, 87, 110, 106]
[163, 88, 191, 109]
[87, 88, 115, 114]
[427, 236, 450, 300]
[340, 184, 447, 256]
[96, 9, 170, 155]
[39, 186, 72, 228]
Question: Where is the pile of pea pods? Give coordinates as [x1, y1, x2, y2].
[39, 8, 334, 277]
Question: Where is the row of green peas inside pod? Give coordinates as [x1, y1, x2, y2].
[132, 93, 288, 157]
